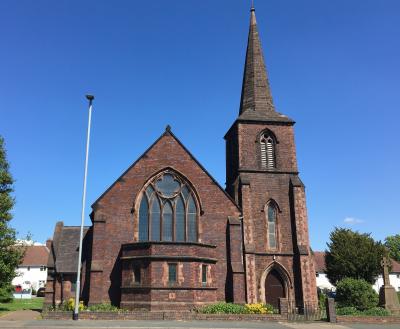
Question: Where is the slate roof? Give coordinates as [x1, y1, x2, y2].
[238, 7, 293, 124]
[313, 251, 400, 274]
[48, 223, 89, 274]
[20, 245, 49, 266]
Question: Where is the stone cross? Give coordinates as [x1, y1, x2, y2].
[381, 257, 391, 286]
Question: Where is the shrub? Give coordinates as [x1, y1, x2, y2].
[318, 291, 327, 310]
[362, 307, 391, 316]
[336, 278, 378, 311]
[337, 306, 390, 317]
[59, 298, 85, 311]
[245, 303, 276, 314]
[0, 284, 13, 303]
[336, 307, 361, 316]
[198, 302, 247, 314]
[31, 288, 37, 295]
[87, 303, 120, 312]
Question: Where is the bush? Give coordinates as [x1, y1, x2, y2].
[0, 284, 13, 303]
[336, 278, 378, 311]
[336, 306, 361, 316]
[198, 302, 247, 314]
[318, 291, 327, 310]
[87, 303, 120, 312]
[56, 298, 85, 311]
[362, 307, 391, 316]
[245, 303, 276, 314]
[31, 288, 37, 295]
[337, 306, 390, 317]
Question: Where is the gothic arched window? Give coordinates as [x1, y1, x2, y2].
[260, 133, 276, 169]
[266, 203, 278, 249]
[138, 171, 198, 242]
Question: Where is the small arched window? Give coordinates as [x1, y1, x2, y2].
[138, 171, 198, 242]
[266, 203, 278, 249]
[260, 133, 276, 169]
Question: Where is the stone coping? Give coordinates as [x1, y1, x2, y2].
[337, 315, 400, 324]
[42, 311, 284, 321]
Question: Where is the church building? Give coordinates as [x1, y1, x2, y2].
[45, 6, 318, 311]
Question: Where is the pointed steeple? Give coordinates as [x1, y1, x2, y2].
[238, 6, 293, 123]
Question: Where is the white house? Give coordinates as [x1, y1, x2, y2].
[314, 251, 400, 293]
[12, 244, 50, 291]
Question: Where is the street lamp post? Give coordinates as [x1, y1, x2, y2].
[73, 94, 94, 320]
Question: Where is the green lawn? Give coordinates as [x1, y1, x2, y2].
[0, 297, 43, 315]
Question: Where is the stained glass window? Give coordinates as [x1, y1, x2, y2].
[138, 197, 149, 241]
[138, 171, 198, 242]
[150, 198, 161, 241]
[267, 203, 277, 249]
[162, 202, 173, 241]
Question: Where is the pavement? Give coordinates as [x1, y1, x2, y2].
[0, 310, 41, 321]
[0, 311, 399, 329]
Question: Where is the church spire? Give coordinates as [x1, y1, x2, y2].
[238, 5, 292, 122]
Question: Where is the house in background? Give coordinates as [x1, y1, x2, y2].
[12, 244, 50, 291]
[313, 251, 400, 293]
[373, 259, 400, 293]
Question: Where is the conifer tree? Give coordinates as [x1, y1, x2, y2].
[325, 228, 386, 285]
[0, 136, 23, 302]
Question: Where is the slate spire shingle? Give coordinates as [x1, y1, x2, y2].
[238, 6, 293, 123]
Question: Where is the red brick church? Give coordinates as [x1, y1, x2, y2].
[45, 6, 317, 311]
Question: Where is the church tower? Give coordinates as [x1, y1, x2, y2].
[225, 6, 318, 308]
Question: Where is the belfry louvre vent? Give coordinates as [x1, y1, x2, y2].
[260, 135, 275, 169]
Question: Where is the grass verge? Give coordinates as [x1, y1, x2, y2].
[0, 297, 43, 316]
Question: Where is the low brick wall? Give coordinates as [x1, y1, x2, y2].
[42, 311, 284, 321]
[337, 316, 400, 324]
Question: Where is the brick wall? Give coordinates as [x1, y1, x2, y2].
[226, 120, 317, 307]
[87, 131, 241, 308]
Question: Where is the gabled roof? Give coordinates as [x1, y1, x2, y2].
[55, 226, 89, 273]
[238, 6, 293, 123]
[20, 245, 49, 267]
[92, 126, 241, 212]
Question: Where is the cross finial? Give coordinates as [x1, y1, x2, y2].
[251, 0, 255, 11]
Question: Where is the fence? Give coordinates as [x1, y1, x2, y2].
[285, 300, 326, 321]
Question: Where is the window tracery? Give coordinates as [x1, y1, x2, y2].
[138, 171, 198, 242]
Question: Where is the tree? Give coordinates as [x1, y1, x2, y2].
[384, 234, 400, 262]
[0, 136, 24, 302]
[325, 228, 386, 284]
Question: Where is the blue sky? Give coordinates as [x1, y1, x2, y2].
[1, 0, 399, 251]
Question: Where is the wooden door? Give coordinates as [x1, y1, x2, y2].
[265, 269, 285, 309]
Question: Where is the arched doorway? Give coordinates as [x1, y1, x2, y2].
[265, 269, 285, 308]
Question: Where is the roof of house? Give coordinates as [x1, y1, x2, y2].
[313, 251, 326, 273]
[313, 251, 400, 274]
[20, 245, 49, 266]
